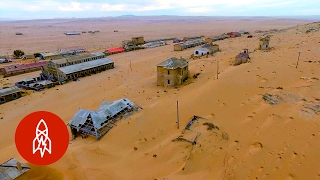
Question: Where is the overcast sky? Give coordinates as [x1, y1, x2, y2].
[0, 0, 319, 19]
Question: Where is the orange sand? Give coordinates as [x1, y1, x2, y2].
[1, 17, 320, 180]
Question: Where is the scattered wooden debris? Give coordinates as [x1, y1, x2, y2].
[262, 93, 283, 105]
[203, 122, 219, 130]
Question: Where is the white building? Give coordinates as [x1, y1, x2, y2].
[194, 48, 211, 57]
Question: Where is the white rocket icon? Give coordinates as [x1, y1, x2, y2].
[32, 119, 52, 158]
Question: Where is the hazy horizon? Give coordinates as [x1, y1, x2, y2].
[1, 0, 319, 20]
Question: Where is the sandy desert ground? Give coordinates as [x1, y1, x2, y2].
[0, 17, 320, 180]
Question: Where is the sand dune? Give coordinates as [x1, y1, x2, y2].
[0, 17, 320, 180]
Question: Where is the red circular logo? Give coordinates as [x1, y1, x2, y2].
[15, 111, 69, 165]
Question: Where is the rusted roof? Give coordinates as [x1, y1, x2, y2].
[4, 62, 46, 73]
[157, 57, 188, 69]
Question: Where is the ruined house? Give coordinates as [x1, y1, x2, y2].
[157, 57, 189, 87]
[68, 98, 140, 139]
[0, 158, 30, 180]
[233, 49, 250, 66]
[131, 36, 145, 45]
[258, 35, 271, 50]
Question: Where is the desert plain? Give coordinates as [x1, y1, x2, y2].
[0, 16, 320, 180]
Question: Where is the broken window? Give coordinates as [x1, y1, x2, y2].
[12, 93, 17, 99]
[168, 70, 170, 75]
[0, 97, 5, 103]
[168, 79, 170, 85]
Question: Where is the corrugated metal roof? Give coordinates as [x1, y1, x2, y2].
[0, 158, 30, 180]
[51, 52, 105, 65]
[157, 57, 188, 69]
[69, 98, 136, 130]
[59, 58, 113, 75]
[0, 86, 21, 97]
[4, 62, 46, 73]
[41, 50, 71, 57]
[195, 47, 210, 52]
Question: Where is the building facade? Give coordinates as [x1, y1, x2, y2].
[0, 86, 22, 104]
[259, 35, 270, 50]
[157, 57, 189, 87]
[194, 48, 211, 57]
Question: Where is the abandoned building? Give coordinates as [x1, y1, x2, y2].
[21, 54, 35, 60]
[42, 52, 105, 73]
[194, 47, 211, 57]
[0, 158, 30, 180]
[227, 32, 241, 38]
[42, 57, 114, 81]
[2, 61, 47, 77]
[258, 35, 271, 50]
[0, 86, 22, 104]
[174, 39, 205, 51]
[39, 50, 75, 60]
[157, 57, 189, 87]
[131, 36, 145, 45]
[68, 98, 140, 139]
[64, 31, 81, 35]
[233, 49, 250, 66]
[142, 41, 167, 48]
[194, 44, 220, 57]
[104, 47, 125, 56]
[60, 46, 86, 53]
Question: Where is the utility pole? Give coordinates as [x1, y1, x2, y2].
[217, 60, 219, 79]
[296, 52, 301, 68]
[130, 61, 132, 71]
[177, 100, 180, 129]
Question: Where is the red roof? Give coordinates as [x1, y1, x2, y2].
[107, 47, 125, 53]
[3, 61, 47, 73]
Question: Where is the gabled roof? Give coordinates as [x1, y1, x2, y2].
[0, 86, 21, 97]
[69, 109, 104, 129]
[58, 58, 113, 75]
[157, 57, 188, 69]
[51, 52, 105, 65]
[69, 98, 137, 130]
[0, 158, 30, 180]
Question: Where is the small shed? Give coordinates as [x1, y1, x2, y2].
[15, 32, 23, 35]
[194, 48, 211, 57]
[0, 158, 30, 180]
[21, 54, 35, 60]
[174, 44, 184, 51]
[64, 32, 81, 35]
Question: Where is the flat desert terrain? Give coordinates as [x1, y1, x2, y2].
[0, 17, 320, 180]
